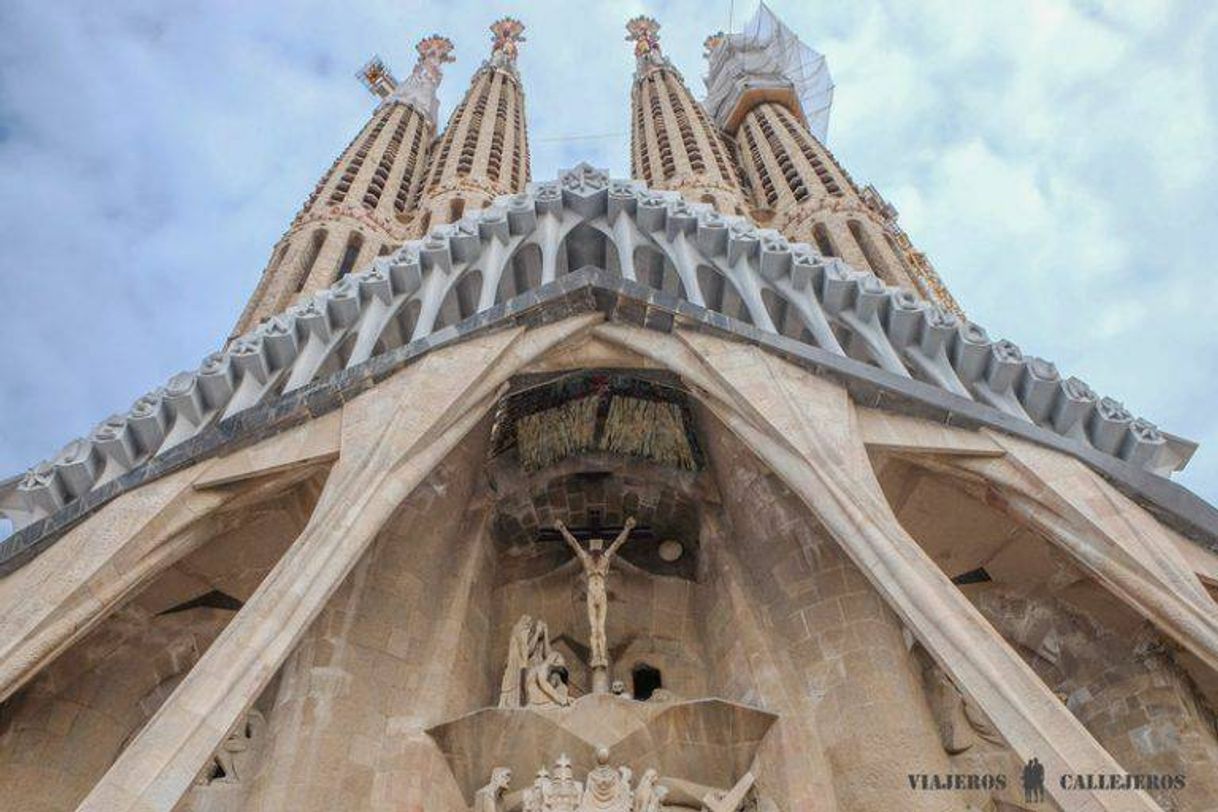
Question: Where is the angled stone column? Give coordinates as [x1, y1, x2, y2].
[0, 415, 341, 705]
[592, 323, 1161, 812]
[932, 434, 1218, 675]
[74, 315, 602, 812]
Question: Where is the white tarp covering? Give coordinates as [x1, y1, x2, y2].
[704, 2, 834, 142]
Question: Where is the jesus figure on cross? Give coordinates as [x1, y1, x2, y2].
[555, 517, 636, 674]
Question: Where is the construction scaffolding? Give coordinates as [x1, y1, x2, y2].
[703, 2, 834, 142]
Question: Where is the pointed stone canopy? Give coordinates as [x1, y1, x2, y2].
[0, 163, 1208, 569]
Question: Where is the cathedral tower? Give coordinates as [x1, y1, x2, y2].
[232, 35, 455, 336]
[703, 16, 960, 312]
[416, 18, 531, 233]
[626, 17, 749, 216]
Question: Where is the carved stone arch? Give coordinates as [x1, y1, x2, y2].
[559, 222, 619, 276]
[495, 242, 543, 304]
[811, 221, 837, 257]
[759, 286, 813, 342]
[434, 269, 483, 331]
[373, 297, 423, 355]
[311, 330, 361, 379]
[827, 318, 881, 367]
[634, 245, 685, 298]
[696, 264, 754, 325]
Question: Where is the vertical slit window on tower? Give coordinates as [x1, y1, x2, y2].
[336, 232, 364, 279]
[812, 223, 837, 258]
[848, 220, 890, 276]
[296, 229, 328, 292]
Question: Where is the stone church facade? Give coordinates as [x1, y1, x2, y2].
[1, 10, 1217, 812]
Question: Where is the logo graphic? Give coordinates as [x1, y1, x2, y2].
[1022, 757, 1046, 804]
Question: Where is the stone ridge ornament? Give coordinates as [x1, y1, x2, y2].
[0, 165, 1192, 545]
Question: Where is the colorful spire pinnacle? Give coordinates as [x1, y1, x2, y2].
[625, 15, 664, 68]
[411, 34, 456, 86]
[489, 17, 526, 70]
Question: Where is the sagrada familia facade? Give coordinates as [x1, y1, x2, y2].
[1, 8, 1217, 812]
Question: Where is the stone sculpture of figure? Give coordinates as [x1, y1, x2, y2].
[556, 517, 636, 670]
[549, 754, 584, 812]
[920, 652, 1004, 753]
[523, 767, 552, 812]
[474, 767, 512, 812]
[610, 680, 630, 699]
[526, 650, 571, 708]
[633, 769, 668, 812]
[500, 615, 551, 707]
[579, 748, 633, 811]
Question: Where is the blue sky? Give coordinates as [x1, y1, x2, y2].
[1, 0, 1216, 506]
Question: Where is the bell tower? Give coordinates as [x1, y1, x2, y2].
[626, 16, 749, 216]
[703, 14, 961, 313]
[415, 17, 531, 233]
[232, 35, 455, 336]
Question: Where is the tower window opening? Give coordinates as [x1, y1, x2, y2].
[632, 664, 662, 701]
[812, 223, 837, 258]
[295, 229, 328, 292]
[449, 198, 466, 223]
[336, 232, 364, 279]
[848, 219, 890, 276]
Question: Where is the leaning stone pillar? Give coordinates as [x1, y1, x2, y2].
[239, 465, 491, 812]
[940, 433, 1218, 675]
[74, 316, 601, 812]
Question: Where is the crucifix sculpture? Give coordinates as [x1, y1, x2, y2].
[555, 516, 636, 693]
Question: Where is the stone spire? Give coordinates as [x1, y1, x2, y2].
[414, 17, 531, 233]
[626, 16, 747, 216]
[702, 9, 960, 312]
[232, 35, 455, 337]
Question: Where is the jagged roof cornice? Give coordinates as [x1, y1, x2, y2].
[0, 163, 1199, 552]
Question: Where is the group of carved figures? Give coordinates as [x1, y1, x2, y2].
[474, 750, 666, 812]
[501, 518, 640, 707]
[475, 753, 761, 812]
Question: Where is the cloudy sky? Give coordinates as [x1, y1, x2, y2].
[1, 0, 1216, 508]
